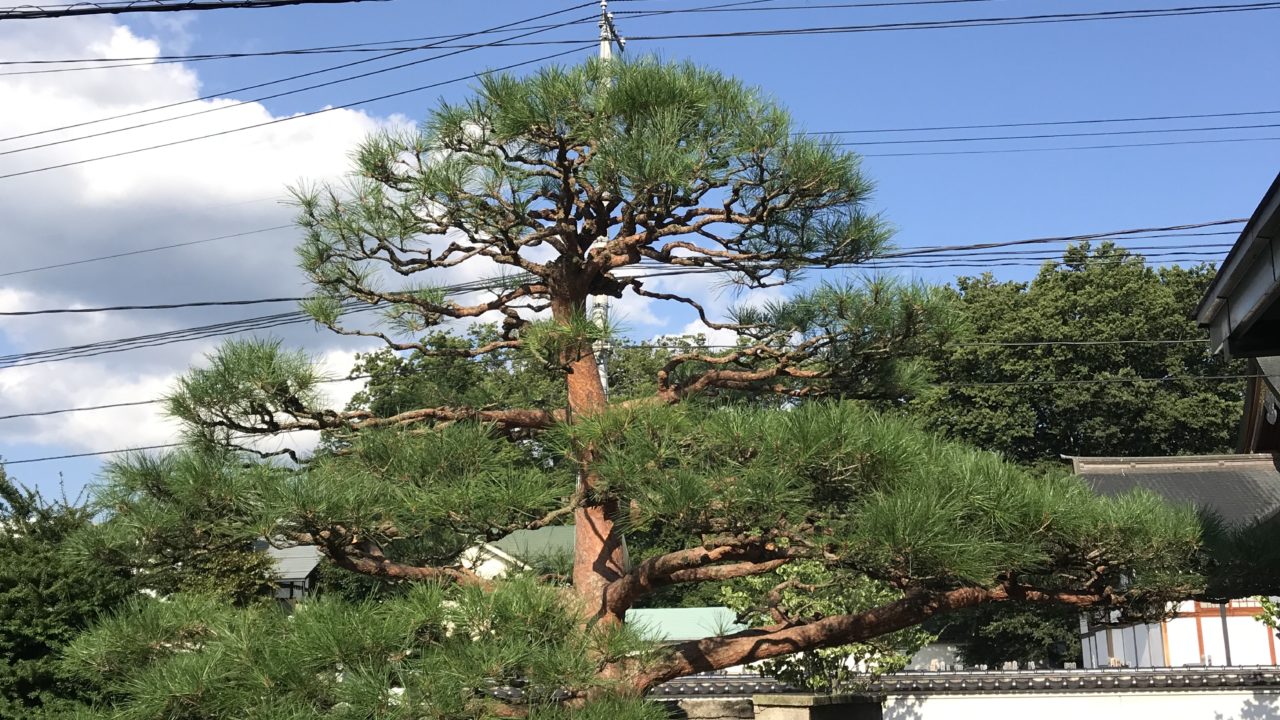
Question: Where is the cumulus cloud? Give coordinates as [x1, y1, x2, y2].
[0, 17, 397, 460]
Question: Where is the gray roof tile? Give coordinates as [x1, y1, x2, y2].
[1072, 454, 1280, 527]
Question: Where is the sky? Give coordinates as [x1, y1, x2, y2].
[1, 0, 1278, 497]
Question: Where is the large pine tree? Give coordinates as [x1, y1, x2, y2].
[71, 59, 1203, 718]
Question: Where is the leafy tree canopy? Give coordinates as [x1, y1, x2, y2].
[913, 243, 1245, 466]
[0, 467, 133, 718]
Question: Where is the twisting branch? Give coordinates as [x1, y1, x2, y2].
[626, 580, 1108, 689]
[603, 542, 805, 617]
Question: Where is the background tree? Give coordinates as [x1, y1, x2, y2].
[908, 245, 1247, 668]
[79, 449, 280, 604]
[0, 465, 133, 718]
[75, 59, 1206, 718]
[913, 243, 1245, 466]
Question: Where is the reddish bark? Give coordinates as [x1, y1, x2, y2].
[325, 543, 492, 588]
[553, 293, 628, 623]
[604, 544, 801, 618]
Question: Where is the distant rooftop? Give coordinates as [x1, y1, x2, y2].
[260, 543, 322, 582]
[488, 526, 576, 563]
[1072, 454, 1280, 527]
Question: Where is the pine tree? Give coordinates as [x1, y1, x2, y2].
[72, 59, 1204, 718]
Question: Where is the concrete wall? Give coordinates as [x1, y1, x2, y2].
[880, 690, 1280, 720]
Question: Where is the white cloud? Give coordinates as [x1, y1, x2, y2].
[0, 18, 400, 460]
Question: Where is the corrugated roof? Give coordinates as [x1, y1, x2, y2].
[1073, 454, 1280, 527]
[626, 607, 748, 642]
[263, 544, 322, 582]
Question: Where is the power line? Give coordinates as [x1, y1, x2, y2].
[861, 135, 1280, 157]
[809, 109, 1280, 135]
[0, 400, 159, 421]
[879, 219, 1245, 259]
[834, 121, 1280, 146]
[3, 373, 1259, 466]
[1, 445, 185, 465]
[0, 297, 307, 317]
[0, 46, 590, 181]
[0, 20, 592, 71]
[618, 2, 1280, 41]
[0, 225, 292, 279]
[0, 219, 1242, 368]
[0, 0, 384, 20]
[0, 340, 1234, 424]
[0, 374, 369, 422]
[0, 3, 593, 143]
[0, 6, 599, 159]
[2, 241, 1234, 317]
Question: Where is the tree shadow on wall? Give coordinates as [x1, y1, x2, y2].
[1212, 691, 1279, 720]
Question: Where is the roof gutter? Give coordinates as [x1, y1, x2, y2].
[1195, 172, 1280, 355]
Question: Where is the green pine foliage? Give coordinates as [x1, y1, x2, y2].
[0, 467, 133, 718]
[79, 449, 279, 604]
[70, 58, 1215, 716]
[63, 580, 662, 720]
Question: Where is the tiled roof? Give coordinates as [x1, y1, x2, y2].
[647, 668, 1280, 699]
[871, 667, 1280, 694]
[1072, 454, 1280, 527]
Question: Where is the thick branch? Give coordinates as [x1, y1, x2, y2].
[628, 583, 1103, 689]
[604, 543, 801, 616]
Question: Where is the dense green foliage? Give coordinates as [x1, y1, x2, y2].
[942, 604, 1082, 669]
[81, 449, 280, 604]
[915, 243, 1245, 465]
[0, 468, 133, 718]
[70, 58, 1212, 718]
[65, 581, 663, 720]
[720, 560, 933, 690]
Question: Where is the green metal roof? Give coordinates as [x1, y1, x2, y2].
[488, 526, 576, 563]
[625, 607, 747, 642]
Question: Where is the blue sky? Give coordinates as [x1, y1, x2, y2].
[1, 0, 1278, 496]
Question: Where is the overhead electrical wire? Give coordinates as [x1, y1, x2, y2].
[833, 120, 1280, 146]
[0, 242, 1237, 317]
[0, 297, 307, 316]
[0, 225, 293, 278]
[0, 3, 595, 143]
[860, 135, 1280, 157]
[3, 371, 1262, 465]
[0, 6, 600, 158]
[0, 0, 384, 20]
[0, 20, 592, 72]
[808, 108, 1280, 135]
[618, 2, 1280, 41]
[0, 45, 591, 181]
[0, 220, 1243, 370]
[1, 444, 186, 465]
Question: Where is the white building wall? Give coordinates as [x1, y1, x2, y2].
[1165, 618, 1202, 667]
[1202, 613, 1228, 666]
[1226, 616, 1274, 665]
[882, 690, 1280, 720]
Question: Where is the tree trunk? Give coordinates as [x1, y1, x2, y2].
[553, 294, 628, 623]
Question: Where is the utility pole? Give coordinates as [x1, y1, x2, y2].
[591, 0, 624, 397]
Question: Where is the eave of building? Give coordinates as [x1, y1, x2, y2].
[1196, 172, 1280, 358]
